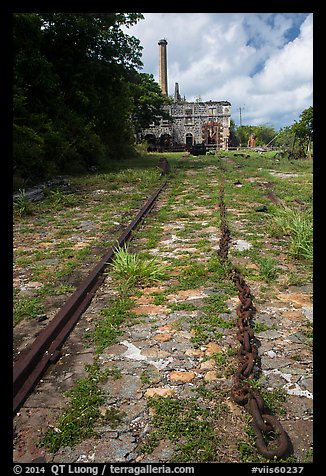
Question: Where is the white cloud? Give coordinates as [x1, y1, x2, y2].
[123, 13, 313, 129]
[253, 14, 313, 94]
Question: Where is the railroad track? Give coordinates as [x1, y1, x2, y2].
[13, 181, 167, 415]
[13, 158, 313, 463]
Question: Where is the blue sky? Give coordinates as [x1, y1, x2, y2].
[123, 13, 313, 130]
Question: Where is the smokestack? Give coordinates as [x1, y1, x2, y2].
[174, 82, 181, 102]
[158, 39, 168, 97]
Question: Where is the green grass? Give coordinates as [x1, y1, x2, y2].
[14, 152, 313, 462]
[237, 384, 291, 463]
[256, 255, 279, 282]
[268, 206, 312, 261]
[13, 296, 44, 325]
[140, 396, 224, 462]
[13, 189, 34, 217]
[169, 261, 209, 291]
[110, 244, 166, 287]
[86, 295, 134, 353]
[44, 188, 81, 208]
[13, 160, 171, 329]
[189, 292, 233, 346]
[40, 362, 108, 452]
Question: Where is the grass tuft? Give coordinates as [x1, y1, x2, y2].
[111, 244, 166, 287]
[268, 207, 312, 261]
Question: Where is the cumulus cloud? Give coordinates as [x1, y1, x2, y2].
[123, 13, 313, 129]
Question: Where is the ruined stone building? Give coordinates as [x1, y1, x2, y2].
[140, 39, 231, 151]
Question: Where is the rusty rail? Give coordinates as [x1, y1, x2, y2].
[13, 181, 167, 415]
[217, 176, 291, 460]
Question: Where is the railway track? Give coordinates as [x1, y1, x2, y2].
[13, 157, 313, 463]
[13, 181, 167, 415]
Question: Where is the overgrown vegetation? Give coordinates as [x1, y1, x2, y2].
[140, 396, 224, 462]
[40, 362, 108, 452]
[268, 206, 313, 261]
[13, 13, 169, 188]
[110, 244, 166, 287]
[13, 189, 34, 217]
[15, 151, 312, 462]
[85, 295, 134, 354]
[230, 106, 313, 160]
[13, 296, 44, 325]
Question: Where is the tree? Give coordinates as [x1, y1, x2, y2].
[38, 13, 144, 163]
[13, 13, 63, 182]
[274, 107, 313, 159]
[13, 13, 148, 186]
[228, 119, 240, 147]
[127, 72, 171, 135]
[291, 106, 313, 157]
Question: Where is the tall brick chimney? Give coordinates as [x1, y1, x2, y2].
[158, 39, 168, 97]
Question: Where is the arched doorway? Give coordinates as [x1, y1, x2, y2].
[185, 133, 193, 147]
[144, 134, 158, 151]
[159, 134, 172, 149]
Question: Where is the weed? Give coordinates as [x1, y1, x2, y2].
[262, 387, 287, 416]
[194, 385, 215, 400]
[207, 254, 233, 280]
[13, 297, 44, 325]
[54, 259, 80, 278]
[189, 291, 232, 346]
[152, 292, 166, 305]
[115, 168, 160, 187]
[301, 320, 313, 339]
[256, 256, 278, 282]
[249, 380, 287, 416]
[238, 440, 256, 462]
[300, 445, 313, 463]
[141, 396, 223, 462]
[110, 244, 165, 287]
[139, 224, 162, 249]
[106, 366, 122, 380]
[40, 363, 107, 452]
[268, 207, 312, 261]
[37, 283, 75, 296]
[252, 321, 276, 333]
[168, 302, 198, 312]
[140, 370, 152, 385]
[88, 295, 133, 353]
[209, 348, 237, 377]
[175, 262, 208, 289]
[13, 189, 33, 217]
[46, 188, 78, 208]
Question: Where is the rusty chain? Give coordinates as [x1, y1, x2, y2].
[217, 175, 290, 460]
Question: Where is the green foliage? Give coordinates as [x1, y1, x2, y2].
[13, 189, 34, 217]
[142, 396, 222, 462]
[256, 255, 278, 282]
[13, 13, 168, 186]
[128, 72, 172, 134]
[236, 124, 277, 146]
[40, 363, 107, 452]
[274, 106, 313, 158]
[228, 119, 240, 147]
[13, 296, 44, 325]
[111, 244, 166, 287]
[87, 296, 133, 353]
[268, 207, 313, 261]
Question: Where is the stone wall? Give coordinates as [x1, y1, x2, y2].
[141, 100, 231, 149]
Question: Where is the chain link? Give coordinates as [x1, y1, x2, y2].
[217, 175, 290, 460]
